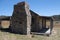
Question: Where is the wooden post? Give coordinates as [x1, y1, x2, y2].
[45, 19, 46, 28]
[0, 21, 1, 29]
[0, 20, 2, 29]
[45, 18, 46, 28]
[42, 18, 43, 28]
[50, 18, 53, 34]
[42, 18, 46, 28]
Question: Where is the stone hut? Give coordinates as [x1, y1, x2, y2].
[9, 1, 53, 35]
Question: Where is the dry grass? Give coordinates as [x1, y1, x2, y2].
[0, 27, 60, 40]
[0, 21, 60, 40]
[53, 21, 60, 27]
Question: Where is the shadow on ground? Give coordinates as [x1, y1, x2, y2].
[0, 28, 50, 36]
[0, 28, 25, 35]
[0, 28, 10, 32]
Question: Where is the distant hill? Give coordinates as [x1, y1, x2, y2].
[0, 16, 11, 20]
[52, 15, 60, 21]
[0, 15, 60, 21]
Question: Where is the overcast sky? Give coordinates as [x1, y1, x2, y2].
[0, 0, 60, 16]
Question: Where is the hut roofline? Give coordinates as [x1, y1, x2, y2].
[30, 10, 51, 19]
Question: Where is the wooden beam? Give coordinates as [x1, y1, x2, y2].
[50, 19, 53, 34]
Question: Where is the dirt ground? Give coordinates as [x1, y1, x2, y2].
[0, 21, 60, 40]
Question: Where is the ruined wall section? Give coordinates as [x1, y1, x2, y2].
[30, 10, 41, 32]
[10, 2, 31, 34]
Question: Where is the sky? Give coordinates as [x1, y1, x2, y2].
[0, 0, 60, 16]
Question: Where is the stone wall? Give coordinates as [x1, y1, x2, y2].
[10, 2, 31, 35]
